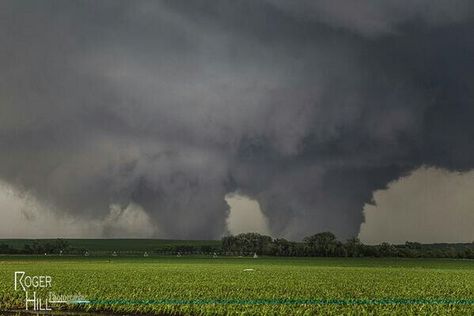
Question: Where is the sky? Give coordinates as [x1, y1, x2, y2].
[0, 1, 473, 242]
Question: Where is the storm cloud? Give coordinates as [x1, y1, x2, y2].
[0, 0, 473, 239]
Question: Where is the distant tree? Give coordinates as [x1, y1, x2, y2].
[360, 244, 379, 257]
[405, 241, 422, 250]
[173, 245, 196, 254]
[379, 242, 397, 257]
[222, 233, 273, 255]
[54, 239, 70, 253]
[334, 241, 347, 257]
[23, 244, 32, 254]
[201, 245, 218, 254]
[0, 243, 17, 254]
[345, 238, 363, 257]
[303, 232, 338, 256]
[31, 240, 43, 254]
[222, 235, 238, 254]
[272, 238, 291, 256]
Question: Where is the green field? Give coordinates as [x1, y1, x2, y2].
[1, 256, 473, 315]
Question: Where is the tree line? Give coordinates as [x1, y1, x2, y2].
[0, 239, 70, 255]
[222, 232, 474, 259]
[0, 239, 221, 255]
[0, 233, 473, 258]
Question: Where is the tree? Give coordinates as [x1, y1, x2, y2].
[405, 241, 422, 250]
[379, 242, 397, 257]
[222, 233, 273, 255]
[54, 239, 70, 253]
[272, 238, 291, 256]
[345, 237, 363, 257]
[222, 235, 238, 254]
[303, 232, 338, 256]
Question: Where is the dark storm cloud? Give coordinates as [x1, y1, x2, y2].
[0, 0, 473, 239]
[265, 0, 473, 37]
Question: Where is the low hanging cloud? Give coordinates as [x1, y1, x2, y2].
[0, 181, 156, 238]
[360, 167, 474, 244]
[225, 193, 271, 236]
[0, 1, 473, 240]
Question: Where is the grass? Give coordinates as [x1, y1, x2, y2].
[0, 256, 473, 315]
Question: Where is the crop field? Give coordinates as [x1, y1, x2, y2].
[0, 256, 473, 315]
